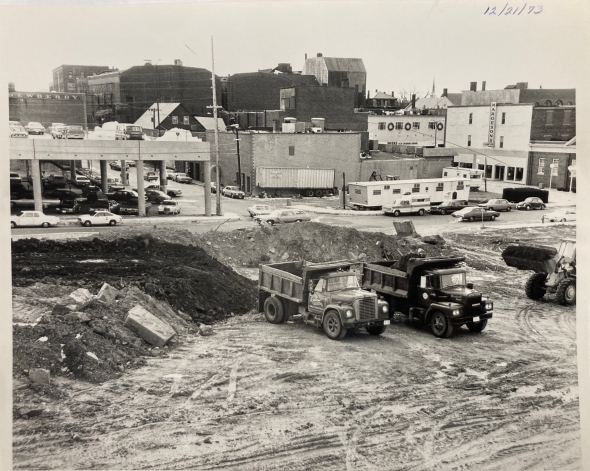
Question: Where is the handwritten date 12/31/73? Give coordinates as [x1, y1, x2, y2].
[484, 4, 543, 15]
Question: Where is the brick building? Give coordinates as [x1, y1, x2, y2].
[303, 54, 367, 107]
[9, 90, 86, 128]
[222, 64, 318, 111]
[52, 65, 109, 93]
[86, 70, 123, 124]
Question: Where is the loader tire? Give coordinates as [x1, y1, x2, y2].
[555, 279, 576, 306]
[264, 296, 285, 324]
[525, 273, 547, 300]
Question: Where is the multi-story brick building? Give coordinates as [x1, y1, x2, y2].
[9, 90, 86, 128]
[52, 65, 109, 93]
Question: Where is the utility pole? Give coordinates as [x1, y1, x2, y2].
[155, 62, 161, 129]
[231, 125, 242, 191]
[210, 36, 222, 216]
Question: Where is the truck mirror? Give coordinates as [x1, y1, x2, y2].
[466, 282, 474, 289]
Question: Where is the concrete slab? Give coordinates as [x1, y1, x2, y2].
[124, 305, 176, 348]
[96, 283, 119, 303]
[392, 220, 417, 236]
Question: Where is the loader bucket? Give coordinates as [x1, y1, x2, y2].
[501, 245, 558, 274]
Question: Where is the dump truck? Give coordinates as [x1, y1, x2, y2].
[501, 239, 576, 305]
[259, 260, 390, 340]
[361, 256, 493, 338]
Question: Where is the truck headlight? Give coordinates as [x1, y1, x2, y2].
[126, 133, 130, 138]
[485, 302, 493, 311]
[381, 305, 389, 313]
[452, 309, 462, 317]
[345, 309, 354, 318]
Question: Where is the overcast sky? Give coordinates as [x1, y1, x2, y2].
[1, 0, 588, 95]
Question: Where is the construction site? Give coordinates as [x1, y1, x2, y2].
[11, 220, 580, 470]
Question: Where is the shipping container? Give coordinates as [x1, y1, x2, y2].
[256, 167, 335, 197]
[347, 178, 472, 210]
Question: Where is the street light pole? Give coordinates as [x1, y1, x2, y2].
[231, 125, 242, 192]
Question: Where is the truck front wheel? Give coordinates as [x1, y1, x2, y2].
[555, 279, 576, 305]
[323, 310, 347, 340]
[525, 273, 547, 300]
[366, 325, 386, 336]
[264, 297, 284, 324]
[430, 311, 455, 338]
[467, 319, 488, 332]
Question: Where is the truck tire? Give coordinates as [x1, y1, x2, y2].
[323, 310, 347, 340]
[555, 279, 576, 305]
[305, 189, 314, 197]
[467, 319, 488, 332]
[366, 325, 386, 336]
[393, 210, 400, 217]
[264, 297, 285, 324]
[315, 189, 323, 197]
[525, 273, 547, 300]
[418, 209, 425, 216]
[430, 311, 452, 338]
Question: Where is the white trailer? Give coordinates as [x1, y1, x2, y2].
[346, 178, 472, 210]
[442, 167, 484, 191]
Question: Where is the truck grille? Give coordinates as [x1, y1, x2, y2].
[355, 298, 376, 321]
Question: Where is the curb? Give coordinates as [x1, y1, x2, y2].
[288, 205, 384, 216]
[54, 215, 243, 227]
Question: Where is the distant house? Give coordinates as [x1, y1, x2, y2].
[135, 103, 204, 132]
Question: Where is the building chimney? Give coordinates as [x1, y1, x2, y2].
[8, 82, 15, 92]
[317, 53, 323, 57]
[391, 91, 394, 98]
[367, 91, 371, 99]
[482, 81, 486, 91]
[516, 82, 528, 90]
[470, 82, 477, 92]
[411, 94, 416, 109]
[442, 88, 448, 97]
[174, 59, 183, 66]
[305, 53, 307, 60]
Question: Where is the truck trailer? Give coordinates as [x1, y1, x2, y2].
[255, 167, 336, 197]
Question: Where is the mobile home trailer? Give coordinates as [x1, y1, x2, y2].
[346, 178, 472, 210]
[442, 167, 484, 191]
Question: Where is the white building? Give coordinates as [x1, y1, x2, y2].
[368, 115, 446, 147]
[445, 103, 533, 184]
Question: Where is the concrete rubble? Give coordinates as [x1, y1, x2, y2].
[29, 368, 50, 385]
[124, 305, 176, 348]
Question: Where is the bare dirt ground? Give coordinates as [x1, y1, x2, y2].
[12, 224, 580, 470]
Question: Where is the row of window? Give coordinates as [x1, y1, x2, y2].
[458, 162, 524, 181]
[467, 135, 505, 148]
[371, 181, 464, 195]
[376, 122, 428, 130]
[537, 158, 560, 176]
[170, 116, 190, 125]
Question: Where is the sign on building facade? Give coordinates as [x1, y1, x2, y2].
[487, 102, 497, 147]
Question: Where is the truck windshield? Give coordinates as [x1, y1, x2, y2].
[438, 272, 466, 288]
[326, 275, 359, 292]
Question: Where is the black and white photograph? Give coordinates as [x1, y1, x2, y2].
[1, 0, 589, 469]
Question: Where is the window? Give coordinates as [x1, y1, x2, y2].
[457, 181, 465, 190]
[183, 116, 190, 125]
[289, 146, 295, 156]
[563, 110, 572, 125]
[436, 183, 444, 191]
[126, 95, 134, 102]
[68, 71, 73, 78]
[191, 124, 198, 131]
[378, 122, 386, 130]
[373, 190, 381, 195]
[384, 185, 390, 190]
[67, 82, 76, 91]
[80, 72, 85, 78]
[443, 171, 448, 177]
[556, 99, 563, 106]
[538, 158, 545, 175]
[499, 136, 504, 148]
[478, 164, 485, 170]
[467, 135, 471, 146]
[545, 100, 552, 106]
[171, 116, 178, 124]
[412, 184, 420, 193]
[546, 110, 554, 125]
[428, 122, 436, 130]
[486, 165, 493, 179]
[354, 188, 361, 194]
[515, 167, 524, 181]
[396, 122, 403, 130]
[552, 159, 559, 176]
[412, 122, 420, 130]
[392, 188, 401, 194]
[468, 113, 473, 124]
[507, 167, 515, 180]
[501, 112, 506, 124]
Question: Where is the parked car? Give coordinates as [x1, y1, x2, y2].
[222, 186, 245, 199]
[50, 123, 67, 139]
[78, 211, 122, 226]
[9, 124, 28, 138]
[108, 190, 142, 204]
[248, 204, 272, 217]
[57, 198, 85, 214]
[115, 124, 144, 140]
[516, 197, 546, 211]
[81, 185, 101, 196]
[158, 200, 181, 215]
[109, 161, 129, 171]
[107, 185, 126, 193]
[429, 200, 470, 215]
[127, 161, 137, 168]
[116, 202, 152, 215]
[65, 125, 84, 139]
[11, 211, 60, 228]
[9, 121, 22, 127]
[145, 189, 170, 203]
[107, 177, 121, 185]
[25, 122, 45, 135]
[478, 198, 516, 212]
[165, 187, 182, 197]
[72, 175, 92, 186]
[144, 171, 158, 182]
[542, 209, 577, 223]
[452, 207, 500, 222]
[255, 209, 312, 225]
[44, 174, 68, 188]
[10, 172, 22, 184]
[173, 173, 192, 184]
[145, 184, 160, 190]
[53, 188, 83, 200]
[166, 172, 178, 181]
[210, 182, 217, 193]
[166, 165, 176, 171]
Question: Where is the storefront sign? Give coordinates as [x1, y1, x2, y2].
[487, 102, 497, 146]
[9, 92, 81, 100]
